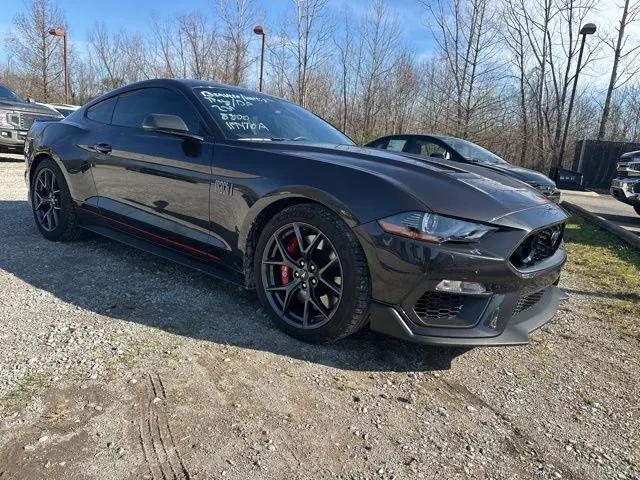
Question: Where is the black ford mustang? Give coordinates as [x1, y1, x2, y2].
[24, 79, 568, 346]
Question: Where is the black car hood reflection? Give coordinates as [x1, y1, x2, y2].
[252, 142, 562, 225]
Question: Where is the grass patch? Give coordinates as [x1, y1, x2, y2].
[0, 373, 49, 413]
[563, 214, 640, 339]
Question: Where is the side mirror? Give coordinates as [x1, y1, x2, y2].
[27, 97, 35, 103]
[430, 152, 445, 159]
[142, 113, 202, 141]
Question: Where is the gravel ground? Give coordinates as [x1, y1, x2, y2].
[0, 158, 638, 480]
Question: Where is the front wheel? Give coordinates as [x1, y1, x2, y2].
[254, 204, 371, 343]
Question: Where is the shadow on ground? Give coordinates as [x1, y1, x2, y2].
[0, 200, 467, 373]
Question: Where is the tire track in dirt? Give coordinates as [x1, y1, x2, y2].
[137, 373, 191, 480]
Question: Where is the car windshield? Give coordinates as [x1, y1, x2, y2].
[443, 138, 508, 165]
[194, 87, 353, 144]
[0, 85, 25, 103]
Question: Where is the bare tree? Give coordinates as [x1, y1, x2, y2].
[425, 0, 502, 138]
[291, 0, 331, 107]
[218, 0, 259, 85]
[597, 0, 640, 139]
[7, 0, 67, 101]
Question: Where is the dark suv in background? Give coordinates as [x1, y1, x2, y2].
[0, 84, 62, 153]
[610, 150, 640, 215]
[367, 134, 561, 203]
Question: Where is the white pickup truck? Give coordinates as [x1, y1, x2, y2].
[610, 150, 640, 216]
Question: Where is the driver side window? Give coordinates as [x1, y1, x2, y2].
[111, 88, 200, 133]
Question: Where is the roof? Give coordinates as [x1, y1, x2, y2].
[84, 78, 281, 109]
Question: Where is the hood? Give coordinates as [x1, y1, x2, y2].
[479, 162, 555, 187]
[0, 99, 61, 116]
[247, 142, 567, 226]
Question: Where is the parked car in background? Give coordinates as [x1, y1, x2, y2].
[37, 102, 81, 117]
[366, 134, 561, 203]
[25, 79, 568, 347]
[610, 150, 640, 215]
[0, 84, 63, 153]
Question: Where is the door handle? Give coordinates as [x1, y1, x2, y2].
[92, 143, 112, 154]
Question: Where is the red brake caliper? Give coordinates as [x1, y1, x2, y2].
[280, 236, 299, 285]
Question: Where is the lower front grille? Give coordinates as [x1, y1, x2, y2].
[414, 292, 464, 321]
[513, 290, 544, 316]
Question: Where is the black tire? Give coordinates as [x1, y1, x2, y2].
[634, 205, 640, 216]
[31, 158, 83, 242]
[254, 204, 371, 343]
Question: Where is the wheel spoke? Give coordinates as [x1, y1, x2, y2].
[44, 208, 53, 230]
[308, 293, 331, 320]
[34, 191, 45, 210]
[292, 223, 306, 253]
[304, 232, 324, 256]
[302, 298, 311, 326]
[51, 207, 59, 228]
[274, 236, 298, 268]
[281, 281, 301, 315]
[319, 256, 338, 275]
[320, 277, 342, 296]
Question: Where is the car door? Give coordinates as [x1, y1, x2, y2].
[90, 87, 216, 260]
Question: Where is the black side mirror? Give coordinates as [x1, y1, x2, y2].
[27, 97, 35, 103]
[142, 113, 202, 141]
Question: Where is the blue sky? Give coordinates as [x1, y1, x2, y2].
[0, 0, 435, 64]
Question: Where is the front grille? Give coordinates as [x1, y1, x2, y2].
[19, 113, 40, 130]
[413, 292, 464, 321]
[513, 290, 545, 316]
[618, 161, 631, 178]
[510, 224, 564, 269]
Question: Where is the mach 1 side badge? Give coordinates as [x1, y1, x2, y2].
[213, 180, 235, 197]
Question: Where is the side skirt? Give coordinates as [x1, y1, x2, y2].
[81, 223, 245, 286]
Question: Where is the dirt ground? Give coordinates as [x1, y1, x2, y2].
[0, 159, 638, 480]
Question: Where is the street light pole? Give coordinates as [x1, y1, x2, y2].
[253, 25, 266, 92]
[48, 28, 69, 104]
[554, 23, 596, 177]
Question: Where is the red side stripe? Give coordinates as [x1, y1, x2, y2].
[77, 206, 220, 261]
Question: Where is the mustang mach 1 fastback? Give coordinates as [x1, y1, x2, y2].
[25, 79, 568, 345]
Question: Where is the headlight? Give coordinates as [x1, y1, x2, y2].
[378, 211, 495, 243]
[0, 109, 16, 128]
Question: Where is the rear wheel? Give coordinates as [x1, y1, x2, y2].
[31, 158, 83, 241]
[254, 204, 371, 343]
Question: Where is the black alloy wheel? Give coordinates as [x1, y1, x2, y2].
[31, 158, 83, 242]
[261, 222, 344, 329]
[255, 204, 371, 343]
[33, 167, 61, 232]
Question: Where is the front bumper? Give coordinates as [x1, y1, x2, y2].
[610, 178, 640, 206]
[354, 205, 568, 347]
[0, 128, 27, 150]
[369, 286, 567, 346]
